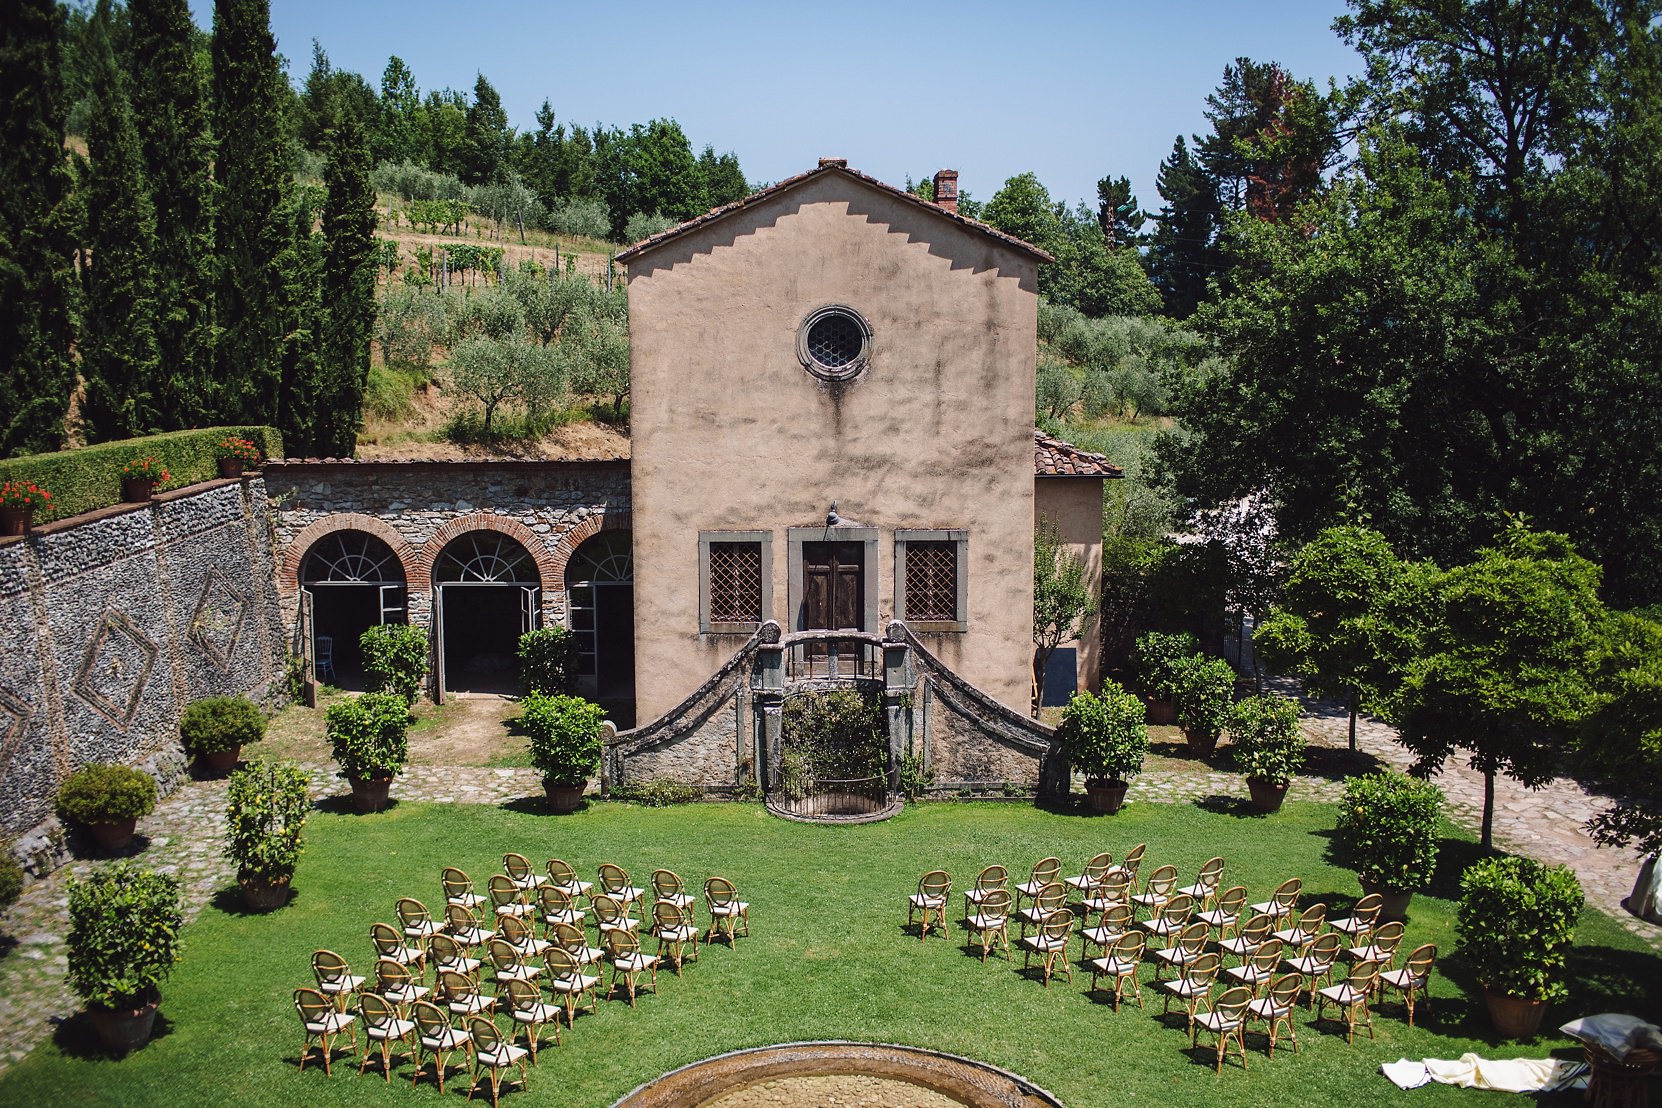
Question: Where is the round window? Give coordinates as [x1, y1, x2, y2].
[797, 306, 871, 381]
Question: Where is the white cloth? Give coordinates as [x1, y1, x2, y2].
[1381, 1053, 1588, 1093]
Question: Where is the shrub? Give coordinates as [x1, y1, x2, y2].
[899, 752, 934, 801]
[518, 626, 579, 695]
[521, 692, 606, 786]
[1228, 693, 1306, 787]
[55, 764, 157, 825]
[781, 687, 885, 782]
[325, 692, 411, 780]
[545, 196, 612, 239]
[178, 695, 265, 757]
[1056, 682, 1149, 784]
[1329, 771, 1444, 889]
[66, 863, 182, 1011]
[223, 761, 309, 883]
[0, 844, 22, 910]
[1131, 630, 1200, 702]
[1456, 855, 1584, 1003]
[610, 779, 700, 807]
[1172, 654, 1235, 743]
[360, 623, 428, 704]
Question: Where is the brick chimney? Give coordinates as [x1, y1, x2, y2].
[933, 169, 959, 214]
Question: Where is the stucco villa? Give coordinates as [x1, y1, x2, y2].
[1, 160, 1118, 848]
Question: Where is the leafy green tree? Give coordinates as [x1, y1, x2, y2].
[698, 144, 747, 207]
[316, 107, 375, 457]
[1577, 609, 1662, 856]
[294, 41, 375, 152]
[449, 332, 563, 437]
[77, 0, 161, 442]
[373, 55, 419, 165]
[1144, 136, 1221, 319]
[984, 171, 1066, 257]
[461, 72, 509, 186]
[1254, 525, 1427, 751]
[212, 0, 289, 424]
[1198, 57, 1338, 222]
[1051, 205, 1160, 318]
[1033, 517, 1096, 716]
[415, 87, 468, 177]
[1095, 174, 1144, 247]
[1392, 522, 1607, 848]
[128, 0, 215, 429]
[0, 0, 78, 456]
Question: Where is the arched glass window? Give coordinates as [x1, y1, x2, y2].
[434, 532, 539, 584]
[301, 530, 406, 585]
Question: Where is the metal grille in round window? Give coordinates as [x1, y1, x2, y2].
[797, 306, 871, 381]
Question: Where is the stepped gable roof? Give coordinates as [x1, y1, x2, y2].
[615, 159, 1055, 265]
[1034, 430, 1122, 478]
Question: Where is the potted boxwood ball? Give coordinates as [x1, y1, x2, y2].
[55, 763, 158, 851]
[522, 692, 606, 813]
[67, 862, 182, 1054]
[179, 694, 266, 774]
[1228, 692, 1305, 813]
[325, 691, 410, 813]
[1056, 682, 1149, 814]
[223, 761, 309, 911]
[1172, 654, 1235, 757]
[1456, 855, 1584, 1039]
[1131, 631, 1199, 725]
[1330, 771, 1444, 921]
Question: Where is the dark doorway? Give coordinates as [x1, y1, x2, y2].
[299, 530, 409, 692]
[565, 531, 635, 727]
[438, 586, 523, 694]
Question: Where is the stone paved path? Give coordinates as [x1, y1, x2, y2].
[0, 706, 1654, 1077]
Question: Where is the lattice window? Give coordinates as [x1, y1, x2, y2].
[904, 541, 958, 623]
[708, 542, 762, 625]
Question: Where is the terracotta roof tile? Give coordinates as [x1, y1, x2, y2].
[1033, 430, 1122, 477]
[615, 161, 1055, 265]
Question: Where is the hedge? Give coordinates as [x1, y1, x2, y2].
[0, 426, 282, 523]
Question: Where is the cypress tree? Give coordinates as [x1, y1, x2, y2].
[129, 0, 215, 429]
[275, 183, 323, 454]
[316, 109, 375, 457]
[0, 0, 78, 456]
[461, 73, 508, 186]
[212, 0, 287, 424]
[79, 0, 161, 442]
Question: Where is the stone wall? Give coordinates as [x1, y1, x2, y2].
[264, 459, 630, 634]
[1, 479, 286, 850]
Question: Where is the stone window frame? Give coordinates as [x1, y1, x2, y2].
[698, 530, 773, 634]
[796, 305, 872, 382]
[786, 526, 880, 633]
[894, 529, 969, 633]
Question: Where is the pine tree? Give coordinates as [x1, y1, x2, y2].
[129, 0, 215, 429]
[374, 55, 418, 165]
[0, 0, 78, 456]
[316, 109, 375, 457]
[79, 0, 162, 441]
[1145, 136, 1222, 319]
[212, 0, 288, 425]
[461, 73, 509, 186]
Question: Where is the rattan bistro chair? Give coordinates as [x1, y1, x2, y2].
[597, 862, 646, 912]
[545, 858, 593, 899]
[544, 945, 602, 1025]
[358, 991, 416, 1082]
[1014, 856, 1062, 913]
[465, 1014, 529, 1108]
[442, 866, 488, 913]
[651, 899, 700, 975]
[1281, 931, 1344, 1009]
[1158, 950, 1223, 1034]
[1196, 885, 1248, 940]
[409, 999, 469, 1094]
[295, 986, 356, 1076]
[1019, 907, 1076, 987]
[1379, 943, 1437, 1027]
[397, 896, 444, 947]
[1315, 958, 1383, 1044]
[1015, 881, 1065, 943]
[1193, 986, 1254, 1074]
[1087, 930, 1147, 1012]
[312, 949, 366, 1012]
[500, 976, 562, 1061]
[371, 920, 427, 981]
[965, 887, 1013, 963]
[908, 870, 953, 942]
[1247, 972, 1304, 1059]
[1178, 856, 1226, 910]
[651, 868, 696, 915]
[604, 927, 660, 1007]
[963, 864, 1010, 922]
[502, 852, 547, 894]
[1065, 852, 1114, 899]
[704, 876, 750, 945]
[1249, 877, 1303, 928]
[1328, 893, 1385, 946]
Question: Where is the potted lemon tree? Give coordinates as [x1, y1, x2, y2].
[179, 695, 265, 774]
[523, 692, 606, 813]
[223, 761, 309, 910]
[1131, 631, 1199, 725]
[67, 863, 182, 1054]
[1329, 771, 1443, 921]
[1055, 682, 1149, 815]
[1457, 855, 1584, 1038]
[1229, 692, 1305, 812]
[1173, 654, 1235, 757]
[325, 691, 410, 812]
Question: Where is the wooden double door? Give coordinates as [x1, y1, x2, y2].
[802, 541, 865, 676]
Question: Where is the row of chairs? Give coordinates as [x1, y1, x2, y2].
[296, 858, 752, 1103]
[909, 856, 1437, 1073]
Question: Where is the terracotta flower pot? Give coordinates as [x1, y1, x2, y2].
[91, 817, 138, 852]
[1142, 697, 1177, 725]
[200, 746, 240, 774]
[1246, 777, 1289, 813]
[1359, 878, 1415, 923]
[349, 774, 393, 813]
[1183, 728, 1219, 758]
[1, 504, 32, 537]
[1085, 780, 1129, 815]
[239, 873, 292, 912]
[1483, 987, 1550, 1039]
[121, 477, 156, 503]
[544, 781, 586, 813]
[216, 457, 245, 479]
[87, 995, 160, 1055]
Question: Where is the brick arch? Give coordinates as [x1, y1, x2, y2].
[420, 512, 561, 593]
[279, 513, 420, 597]
[548, 510, 633, 584]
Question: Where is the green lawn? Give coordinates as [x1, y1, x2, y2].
[3, 798, 1658, 1106]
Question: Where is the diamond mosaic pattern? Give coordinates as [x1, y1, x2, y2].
[905, 542, 958, 622]
[709, 542, 762, 624]
[0, 687, 32, 773]
[189, 569, 251, 671]
[72, 611, 160, 729]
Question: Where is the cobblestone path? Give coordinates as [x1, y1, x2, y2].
[0, 708, 1654, 1075]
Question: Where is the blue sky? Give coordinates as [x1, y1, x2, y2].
[186, 0, 1361, 214]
